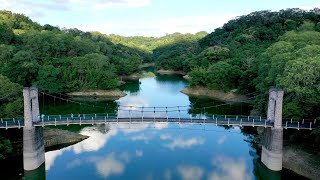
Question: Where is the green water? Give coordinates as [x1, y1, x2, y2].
[0, 72, 307, 180]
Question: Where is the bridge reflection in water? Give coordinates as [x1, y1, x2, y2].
[20, 123, 287, 180]
[0, 113, 316, 130]
[0, 87, 318, 173]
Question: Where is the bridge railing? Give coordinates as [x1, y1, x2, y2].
[282, 118, 318, 130]
[0, 117, 24, 129]
[0, 113, 318, 130]
[34, 113, 272, 126]
[34, 113, 319, 130]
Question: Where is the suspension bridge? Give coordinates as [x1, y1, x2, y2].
[0, 90, 317, 130]
[1, 86, 318, 172]
[0, 113, 316, 130]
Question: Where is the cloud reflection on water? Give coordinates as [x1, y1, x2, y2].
[177, 165, 204, 180]
[135, 149, 143, 157]
[164, 137, 205, 150]
[45, 123, 149, 171]
[45, 149, 65, 170]
[209, 156, 252, 180]
[73, 127, 117, 154]
[91, 154, 125, 178]
[45, 121, 253, 180]
[217, 135, 227, 145]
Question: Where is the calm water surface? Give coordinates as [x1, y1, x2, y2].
[1, 73, 306, 179]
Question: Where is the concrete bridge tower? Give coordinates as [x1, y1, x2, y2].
[23, 86, 45, 171]
[261, 88, 284, 171]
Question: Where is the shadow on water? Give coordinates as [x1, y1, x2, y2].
[24, 163, 46, 180]
[119, 79, 141, 95]
[188, 96, 252, 115]
[155, 74, 188, 83]
[241, 127, 308, 180]
[1, 72, 309, 180]
[39, 95, 119, 115]
[140, 66, 155, 72]
[0, 155, 24, 180]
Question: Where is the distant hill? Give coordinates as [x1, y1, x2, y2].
[154, 8, 320, 118]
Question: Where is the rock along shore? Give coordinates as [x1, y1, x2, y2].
[156, 69, 187, 75]
[67, 89, 126, 98]
[181, 86, 250, 103]
[44, 128, 88, 148]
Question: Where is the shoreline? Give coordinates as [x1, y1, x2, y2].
[181, 86, 250, 103]
[255, 127, 320, 180]
[121, 71, 156, 80]
[139, 63, 155, 68]
[44, 128, 88, 148]
[5, 128, 88, 157]
[157, 69, 187, 75]
[67, 89, 126, 99]
[282, 145, 320, 180]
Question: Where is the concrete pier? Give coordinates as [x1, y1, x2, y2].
[30, 87, 40, 123]
[261, 88, 284, 171]
[23, 87, 45, 171]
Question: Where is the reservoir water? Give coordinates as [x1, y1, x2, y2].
[0, 72, 306, 179]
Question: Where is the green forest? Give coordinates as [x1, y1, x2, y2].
[0, 9, 319, 120]
[0, 8, 320, 158]
[154, 8, 320, 121]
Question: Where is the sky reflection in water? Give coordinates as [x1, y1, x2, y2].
[44, 75, 255, 179]
[45, 123, 254, 180]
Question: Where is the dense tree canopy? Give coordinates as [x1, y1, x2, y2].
[0, 75, 23, 117]
[255, 30, 320, 118]
[0, 10, 207, 118]
[0, 8, 319, 155]
[0, 8, 319, 120]
[154, 8, 320, 119]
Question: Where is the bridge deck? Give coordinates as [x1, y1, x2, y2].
[0, 114, 317, 130]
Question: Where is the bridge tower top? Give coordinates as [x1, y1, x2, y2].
[267, 88, 284, 129]
[23, 87, 32, 129]
[23, 86, 40, 129]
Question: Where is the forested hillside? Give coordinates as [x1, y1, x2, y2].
[0, 10, 206, 118]
[1, 8, 320, 121]
[153, 32, 207, 71]
[0, 11, 155, 93]
[0, 11, 143, 117]
[154, 8, 320, 119]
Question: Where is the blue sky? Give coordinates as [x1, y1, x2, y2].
[1, 0, 319, 37]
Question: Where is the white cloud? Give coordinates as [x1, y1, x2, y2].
[92, 0, 150, 10]
[92, 154, 125, 178]
[64, 0, 150, 9]
[177, 165, 204, 180]
[154, 122, 169, 129]
[0, 0, 15, 10]
[111, 122, 150, 133]
[164, 137, 204, 150]
[0, 0, 149, 20]
[45, 148, 65, 170]
[160, 133, 171, 140]
[45, 124, 150, 171]
[72, 126, 117, 154]
[66, 153, 129, 178]
[119, 151, 131, 163]
[209, 156, 252, 180]
[217, 135, 227, 145]
[70, 14, 237, 37]
[164, 169, 172, 180]
[299, 3, 320, 10]
[1, 0, 236, 36]
[0, 0, 69, 18]
[135, 149, 143, 157]
[131, 133, 150, 142]
[66, 158, 82, 169]
[116, 96, 149, 117]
